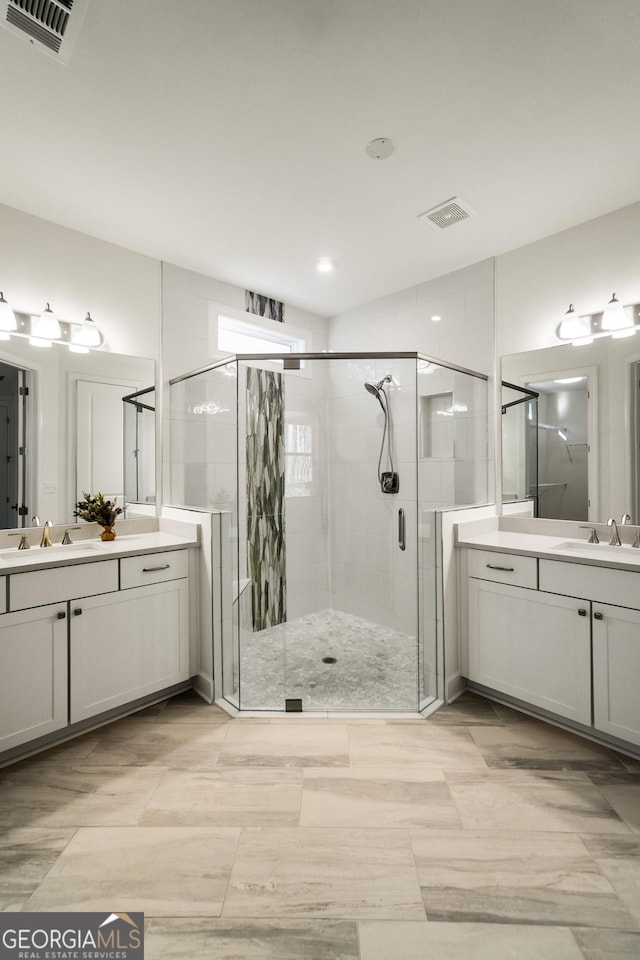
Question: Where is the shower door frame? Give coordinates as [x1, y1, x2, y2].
[169, 351, 490, 715]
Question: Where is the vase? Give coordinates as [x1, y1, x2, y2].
[100, 526, 116, 541]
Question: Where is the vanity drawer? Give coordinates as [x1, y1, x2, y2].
[467, 549, 537, 588]
[540, 559, 640, 609]
[120, 549, 188, 589]
[10, 560, 119, 611]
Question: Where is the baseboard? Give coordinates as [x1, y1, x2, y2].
[445, 673, 467, 704]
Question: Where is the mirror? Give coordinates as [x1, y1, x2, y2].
[502, 335, 640, 523]
[0, 334, 156, 529]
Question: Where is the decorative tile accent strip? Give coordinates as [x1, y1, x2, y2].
[246, 367, 286, 631]
[245, 290, 284, 322]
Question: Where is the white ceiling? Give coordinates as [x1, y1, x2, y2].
[1, 0, 639, 318]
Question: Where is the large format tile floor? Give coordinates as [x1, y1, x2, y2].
[1, 692, 639, 959]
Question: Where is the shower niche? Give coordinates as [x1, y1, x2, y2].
[169, 352, 489, 714]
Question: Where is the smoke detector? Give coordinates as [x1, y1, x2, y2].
[1, 0, 91, 64]
[418, 197, 475, 231]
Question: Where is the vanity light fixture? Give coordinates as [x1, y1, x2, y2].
[558, 304, 590, 341]
[31, 302, 61, 342]
[0, 292, 17, 339]
[71, 311, 102, 349]
[601, 293, 632, 336]
[431, 314, 441, 322]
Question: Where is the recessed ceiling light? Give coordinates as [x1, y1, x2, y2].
[365, 138, 395, 160]
[431, 314, 441, 322]
[315, 257, 336, 274]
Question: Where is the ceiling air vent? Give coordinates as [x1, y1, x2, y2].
[1, 0, 91, 63]
[418, 197, 475, 231]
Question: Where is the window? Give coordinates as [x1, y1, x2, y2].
[210, 305, 309, 362]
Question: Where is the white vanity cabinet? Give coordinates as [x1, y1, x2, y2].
[70, 562, 189, 723]
[0, 602, 68, 752]
[464, 545, 640, 750]
[539, 558, 640, 746]
[591, 603, 640, 747]
[0, 542, 193, 757]
[467, 575, 592, 725]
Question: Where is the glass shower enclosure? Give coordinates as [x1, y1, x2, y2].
[169, 352, 489, 713]
[123, 385, 156, 507]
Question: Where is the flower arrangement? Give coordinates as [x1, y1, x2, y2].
[74, 492, 123, 529]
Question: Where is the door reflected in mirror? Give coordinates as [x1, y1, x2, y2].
[0, 336, 155, 530]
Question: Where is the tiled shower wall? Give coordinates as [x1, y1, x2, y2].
[327, 357, 418, 638]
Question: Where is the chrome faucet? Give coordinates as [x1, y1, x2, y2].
[40, 520, 54, 548]
[621, 513, 632, 525]
[579, 525, 599, 543]
[607, 517, 622, 546]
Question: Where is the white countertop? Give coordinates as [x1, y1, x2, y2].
[457, 528, 640, 573]
[0, 530, 200, 575]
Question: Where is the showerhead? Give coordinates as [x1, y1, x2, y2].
[364, 381, 381, 399]
[364, 374, 392, 399]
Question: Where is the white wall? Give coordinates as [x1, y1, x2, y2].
[329, 258, 495, 376]
[0, 204, 161, 359]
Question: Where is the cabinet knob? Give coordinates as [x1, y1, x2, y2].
[73, 608, 82, 616]
[57, 611, 66, 620]
[594, 611, 604, 620]
[578, 608, 587, 616]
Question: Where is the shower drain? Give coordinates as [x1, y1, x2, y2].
[322, 656, 337, 664]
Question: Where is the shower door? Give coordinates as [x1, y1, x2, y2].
[237, 354, 422, 713]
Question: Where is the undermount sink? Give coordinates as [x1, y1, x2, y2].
[553, 540, 640, 559]
[0, 541, 102, 563]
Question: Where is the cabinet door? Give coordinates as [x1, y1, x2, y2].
[70, 579, 189, 723]
[0, 603, 67, 751]
[592, 602, 640, 747]
[467, 579, 591, 724]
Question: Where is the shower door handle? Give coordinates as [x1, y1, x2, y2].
[398, 508, 406, 551]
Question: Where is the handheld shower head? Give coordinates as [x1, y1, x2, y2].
[364, 381, 381, 399]
[364, 374, 392, 400]
[364, 374, 397, 493]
